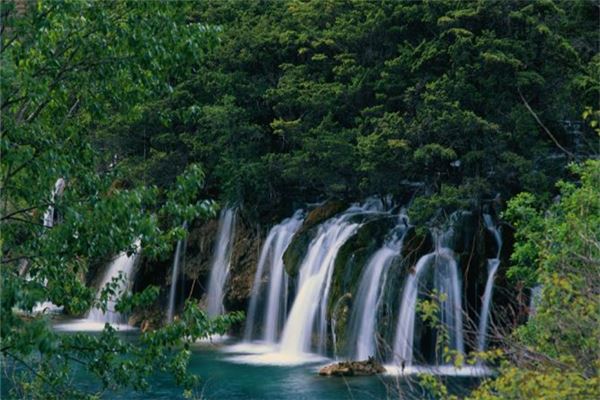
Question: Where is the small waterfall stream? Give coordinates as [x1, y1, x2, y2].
[167, 222, 188, 323]
[42, 178, 66, 228]
[477, 214, 502, 352]
[529, 285, 542, 316]
[32, 178, 66, 314]
[392, 252, 435, 365]
[244, 210, 304, 342]
[278, 200, 384, 356]
[435, 245, 465, 359]
[392, 231, 465, 366]
[206, 208, 237, 317]
[87, 240, 140, 325]
[348, 218, 408, 360]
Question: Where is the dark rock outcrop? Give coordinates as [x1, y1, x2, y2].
[225, 216, 261, 312]
[132, 210, 263, 327]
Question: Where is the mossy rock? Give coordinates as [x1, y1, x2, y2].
[380, 227, 432, 360]
[283, 229, 314, 276]
[283, 200, 348, 276]
[326, 216, 398, 353]
[298, 200, 347, 235]
[330, 293, 352, 358]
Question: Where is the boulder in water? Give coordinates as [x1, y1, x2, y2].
[318, 357, 386, 376]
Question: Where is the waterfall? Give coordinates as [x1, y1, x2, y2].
[206, 208, 237, 317]
[348, 219, 408, 360]
[88, 240, 140, 325]
[392, 231, 464, 366]
[167, 222, 188, 323]
[244, 210, 304, 342]
[477, 214, 502, 352]
[278, 200, 384, 356]
[529, 285, 542, 316]
[392, 253, 435, 365]
[43, 178, 66, 228]
[32, 178, 66, 314]
[434, 245, 465, 359]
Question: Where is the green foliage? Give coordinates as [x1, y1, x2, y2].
[1, 1, 237, 398]
[109, 0, 598, 220]
[470, 365, 600, 400]
[471, 160, 600, 399]
[2, 303, 243, 399]
[1, 0, 598, 397]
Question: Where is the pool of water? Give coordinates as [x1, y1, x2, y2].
[2, 325, 484, 399]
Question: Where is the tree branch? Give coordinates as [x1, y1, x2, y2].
[518, 88, 574, 157]
[1, 203, 50, 221]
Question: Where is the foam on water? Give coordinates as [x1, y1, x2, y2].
[226, 351, 329, 366]
[53, 319, 137, 332]
[384, 364, 492, 377]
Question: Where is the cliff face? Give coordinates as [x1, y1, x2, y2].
[223, 217, 262, 312]
[132, 212, 263, 326]
[176, 213, 263, 314]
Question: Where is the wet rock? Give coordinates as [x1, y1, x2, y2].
[327, 215, 398, 355]
[319, 358, 386, 376]
[129, 306, 163, 332]
[297, 200, 347, 234]
[225, 216, 261, 312]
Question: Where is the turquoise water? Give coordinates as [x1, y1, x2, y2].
[99, 341, 481, 399]
[2, 328, 482, 399]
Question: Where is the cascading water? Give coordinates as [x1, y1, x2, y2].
[278, 200, 384, 357]
[529, 285, 542, 316]
[42, 178, 66, 228]
[244, 210, 304, 342]
[167, 222, 188, 323]
[392, 231, 465, 366]
[392, 252, 435, 365]
[87, 240, 140, 325]
[477, 214, 502, 352]
[348, 218, 408, 360]
[434, 244, 465, 360]
[32, 178, 66, 314]
[206, 208, 237, 317]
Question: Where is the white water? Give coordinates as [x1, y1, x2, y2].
[529, 285, 542, 316]
[392, 232, 465, 366]
[42, 178, 65, 228]
[278, 200, 384, 357]
[477, 214, 502, 351]
[244, 210, 304, 342]
[167, 222, 188, 323]
[87, 240, 140, 325]
[206, 208, 237, 317]
[32, 178, 66, 314]
[392, 252, 435, 365]
[383, 364, 491, 377]
[434, 245, 465, 360]
[349, 220, 408, 360]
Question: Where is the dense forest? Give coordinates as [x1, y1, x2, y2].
[1, 1, 598, 399]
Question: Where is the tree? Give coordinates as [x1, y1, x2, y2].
[468, 160, 600, 399]
[111, 0, 597, 220]
[1, 1, 240, 398]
